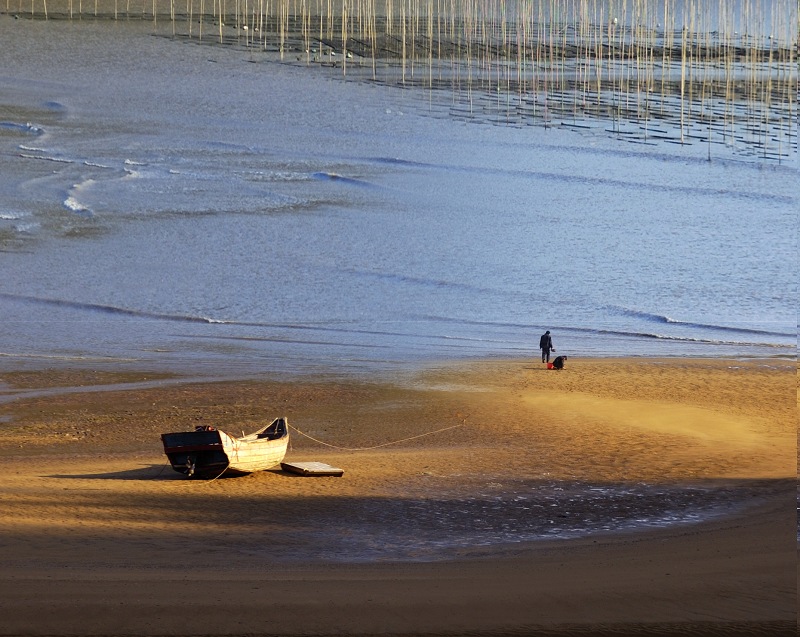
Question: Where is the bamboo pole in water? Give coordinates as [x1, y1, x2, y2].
[7, 0, 796, 161]
[400, 0, 406, 83]
[593, 2, 603, 106]
[679, 3, 687, 143]
[720, 0, 732, 145]
[341, 0, 348, 74]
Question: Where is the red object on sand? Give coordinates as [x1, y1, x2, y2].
[547, 362, 554, 369]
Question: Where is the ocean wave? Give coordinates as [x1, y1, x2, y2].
[11, 221, 40, 234]
[311, 172, 377, 188]
[348, 269, 492, 294]
[592, 328, 793, 349]
[0, 293, 218, 324]
[63, 179, 96, 215]
[0, 293, 494, 345]
[418, 314, 794, 349]
[18, 146, 114, 172]
[84, 160, 113, 169]
[42, 101, 66, 112]
[529, 166, 794, 204]
[63, 197, 92, 214]
[0, 121, 43, 136]
[371, 157, 431, 169]
[610, 306, 796, 338]
[0, 351, 137, 363]
[176, 333, 391, 349]
[252, 169, 313, 182]
[0, 211, 26, 220]
[0, 294, 791, 355]
[19, 152, 73, 164]
[362, 156, 796, 205]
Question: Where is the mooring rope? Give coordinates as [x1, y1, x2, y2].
[167, 421, 465, 484]
[287, 422, 465, 451]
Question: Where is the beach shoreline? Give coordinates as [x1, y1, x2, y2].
[0, 357, 795, 635]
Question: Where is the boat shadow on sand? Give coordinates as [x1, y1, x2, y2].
[43, 465, 302, 481]
[45, 464, 195, 480]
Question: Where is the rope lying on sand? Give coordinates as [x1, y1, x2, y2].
[287, 422, 465, 451]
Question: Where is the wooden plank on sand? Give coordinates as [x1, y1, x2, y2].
[281, 461, 344, 477]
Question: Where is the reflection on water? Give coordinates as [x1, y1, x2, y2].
[262, 481, 748, 562]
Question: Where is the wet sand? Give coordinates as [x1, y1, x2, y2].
[0, 357, 796, 636]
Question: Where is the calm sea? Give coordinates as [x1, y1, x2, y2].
[1, 17, 796, 378]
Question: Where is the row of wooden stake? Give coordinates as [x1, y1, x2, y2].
[6, 0, 797, 158]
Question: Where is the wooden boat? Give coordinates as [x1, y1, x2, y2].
[161, 418, 289, 478]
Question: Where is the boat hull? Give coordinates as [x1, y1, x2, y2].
[161, 418, 289, 478]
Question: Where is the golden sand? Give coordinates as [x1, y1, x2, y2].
[0, 357, 795, 636]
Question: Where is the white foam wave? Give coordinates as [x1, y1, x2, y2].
[19, 153, 73, 164]
[124, 159, 146, 166]
[63, 196, 91, 214]
[13, 222, 40, 233]
[72, 178, 96, 192]
[84, 160, 113, 169]
[64, 179, 95, 214]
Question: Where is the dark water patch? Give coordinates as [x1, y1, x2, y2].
[348, 268, 496, 295]
[254, 480, 771, 563]
[41, 100, 66, 112]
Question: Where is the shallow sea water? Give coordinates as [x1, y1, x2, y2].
[0, 17, 796, 378]
[242, 479, 753, 562]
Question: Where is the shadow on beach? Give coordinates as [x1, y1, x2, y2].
[45, 463, 177, 481]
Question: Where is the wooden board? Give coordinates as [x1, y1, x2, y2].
[281, 461, 344, 477]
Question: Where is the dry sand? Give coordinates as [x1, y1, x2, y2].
[0, 357, 796, 636]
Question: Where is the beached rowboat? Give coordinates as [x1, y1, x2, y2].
[161, 418, 289, 478]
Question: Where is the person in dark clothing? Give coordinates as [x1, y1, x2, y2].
[551, 355, 567, 370]
[539, 330, 554, 363]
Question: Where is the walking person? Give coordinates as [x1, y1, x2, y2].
[539, 330, 554, 363]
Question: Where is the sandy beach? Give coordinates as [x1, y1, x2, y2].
[0, 357, 795, 636]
